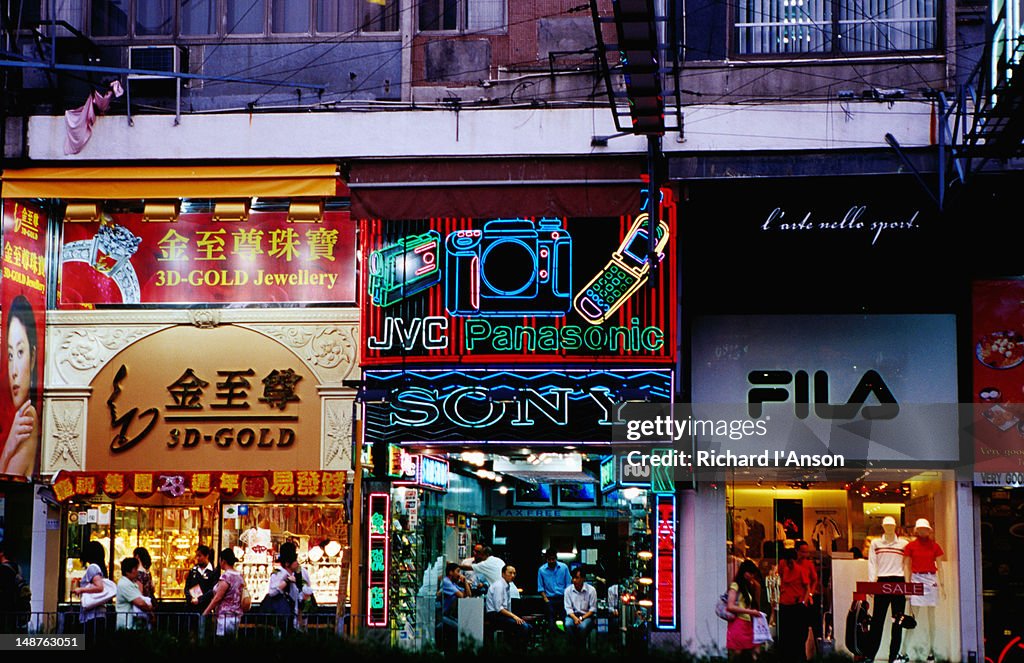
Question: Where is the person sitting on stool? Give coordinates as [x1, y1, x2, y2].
[485, 565, 531, 649]
[563, 567, 597, 648]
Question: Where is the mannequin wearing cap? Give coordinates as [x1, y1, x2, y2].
[899, 519, 944, 662]
[863, 516, 909, 663]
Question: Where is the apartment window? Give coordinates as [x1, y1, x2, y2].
[317, 0, 357, 33]
[136, 0, 173, 35]
[418, 0, 504, 32]
[81, 0, 396, 37]
[92, 0, 129, 36]
[226, 0, 264, 34]
[734, 0, 938, 55]
[362, 0, 398, 32]
[180, 0, 216, 34]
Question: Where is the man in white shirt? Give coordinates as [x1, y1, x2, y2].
[473, 546, 506, 587]
[563, 567, 597, 647]
[484, 565, 531, 648]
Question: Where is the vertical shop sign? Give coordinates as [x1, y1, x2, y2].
[366, 492, 391, 627]
[600, 456, 616, 493]
[1, 201, 47, 479]
[655, 494, 677, 629]
[651, 448, 674, 494]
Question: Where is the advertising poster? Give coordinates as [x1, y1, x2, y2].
[0, 200, 47, 479]
[973, 280, 1024, 481]
[59, 210, 355, 306]
[360, 188, 676, 364]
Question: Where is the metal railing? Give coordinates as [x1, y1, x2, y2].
[1, 609, 346, 643]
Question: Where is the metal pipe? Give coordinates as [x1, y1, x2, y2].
[0, 59, 326, 92]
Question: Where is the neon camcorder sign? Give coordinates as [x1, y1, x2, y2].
[360, 189, 677, 364]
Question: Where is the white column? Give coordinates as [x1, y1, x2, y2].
[29, 485, 62, 618]
[680, 484, 728, 656]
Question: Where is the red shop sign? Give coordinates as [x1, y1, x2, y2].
[59, 210, 355, 306]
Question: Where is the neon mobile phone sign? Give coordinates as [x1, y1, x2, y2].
[360, 189, 677, 365]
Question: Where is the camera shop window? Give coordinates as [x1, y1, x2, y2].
[418, 0, 505, 32]
[733, 0, 938, 55]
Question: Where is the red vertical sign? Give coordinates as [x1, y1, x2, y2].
[655, 494, 677, 629]
[0, 201, 47, 479]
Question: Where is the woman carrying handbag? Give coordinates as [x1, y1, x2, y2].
[727, 560, 767, 661]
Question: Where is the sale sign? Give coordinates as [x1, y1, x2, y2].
[59, 210, 355, 306]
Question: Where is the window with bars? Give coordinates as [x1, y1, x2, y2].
[79, 0, 400, 37]
[733, 0, 938, 55]
[417, 0, 505, 32]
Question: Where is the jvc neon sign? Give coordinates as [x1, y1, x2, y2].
[389, 385, 624, 428]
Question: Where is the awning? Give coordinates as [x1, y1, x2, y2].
[1, 164, 343, 199]
[348, 157, 646, 219]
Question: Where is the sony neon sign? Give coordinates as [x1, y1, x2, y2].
[363, 369, 673, 445]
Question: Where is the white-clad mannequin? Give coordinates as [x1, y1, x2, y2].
[864, 515, 909, 663]
[900, 518, 944, 662]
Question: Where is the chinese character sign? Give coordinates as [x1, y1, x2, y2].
[1, 201, 47, 479]
[366, 493, 390, 628]
[84, 325, 322, 472]
[59, 211, 355, 306]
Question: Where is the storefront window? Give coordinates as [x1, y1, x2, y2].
[222, 504, 349, 605]
[724, 472, 960, 660]
[63, 502, 215, 601]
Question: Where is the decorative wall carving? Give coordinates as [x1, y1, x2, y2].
[188, 309, 222, 328]
[53, 327, 168, 385]
[45, 400, 86, 473]
[322, 398, 354, 471]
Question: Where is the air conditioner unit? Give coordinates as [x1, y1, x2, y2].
[127, 45, 184, 79]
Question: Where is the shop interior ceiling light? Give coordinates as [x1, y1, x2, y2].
[638, 551, 654, 560]
[324, 540, 342, 557]
[637, 599, 654, 608]
[638, 577, 654, 585]
[308, 546, 324, 563]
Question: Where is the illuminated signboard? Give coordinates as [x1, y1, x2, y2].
[362, 369, 673, 445]
[1, 201, 48, 480]
[619, 455, 651, 487]
[60, 211, 356, 306]
[366, 492, 390, 627]
[360, 189, 677, 365]
[600, 456, 616, 493]
[393, 454, 450, 492]
[83, 325, 320, 473]
[655, 494, 677, 629]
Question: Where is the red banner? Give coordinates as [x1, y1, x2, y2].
[59, 210, 355, 306]
[1, 201, 47, 479]
[855, 581, 924, 596]
[51, 470, 348, 502]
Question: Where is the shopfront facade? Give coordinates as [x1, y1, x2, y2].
[1, 162, 361, 617]
[675, 174, 982, 661]
[353, 172, 681, 648]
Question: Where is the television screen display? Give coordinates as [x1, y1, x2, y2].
[513, 483, 553, 506]
[557, 483, 597, 507]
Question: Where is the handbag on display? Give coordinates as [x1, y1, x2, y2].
[81, 578, 117, 610]
[895, 611, 917, 629]
[846, 599, 872, 656]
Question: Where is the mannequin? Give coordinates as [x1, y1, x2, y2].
[900, 518, 944, 662]
[863, 516, 909, 663]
